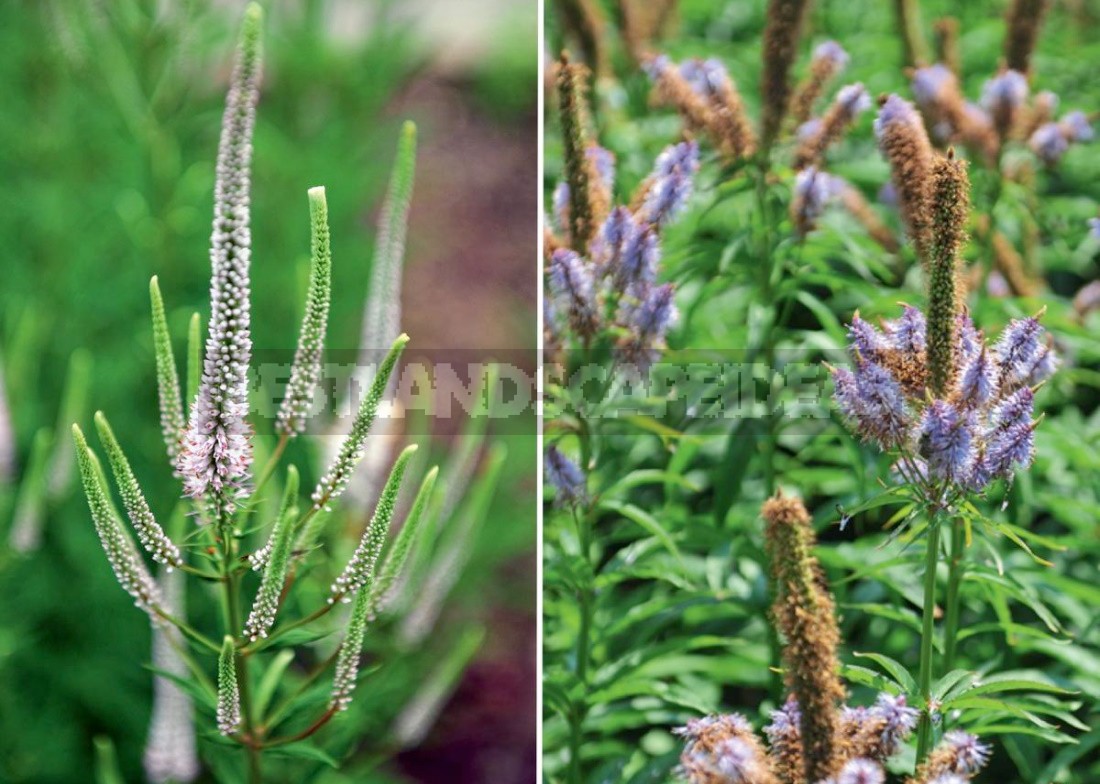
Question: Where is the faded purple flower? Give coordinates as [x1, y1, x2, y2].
[883, 306, 926, 353]
[870, 692, 919, 753]
[792, 166, 843, 233]
[1062, 110, 1094, 142]
[875, 95, 925, 141]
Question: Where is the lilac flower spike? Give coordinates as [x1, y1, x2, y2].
[545, 446, 586, 506]
[639, 141, 699, 226]
[792, 167, 843, 234]
[834, 305, 1056, 492]
[834, 758, 885, 784]
[981, 70, 1029, 113]
[177, 6, 263, 515]
[1029, 122, 1068, 163]
[911, 64, 955, 106]
[874, 94, 924, 141]
[813, 40, 850, 70]
[632, 284, 678, 339]
[940, 730, 991, 774]
[1063, 110, 1094, 142]
[548, 249, 599, 337]
[836, 83, 872, 117]
[920, 400, 976, 481]
[870, 692, 918, 753]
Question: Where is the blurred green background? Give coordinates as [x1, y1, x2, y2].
[0, 1, 536, 782]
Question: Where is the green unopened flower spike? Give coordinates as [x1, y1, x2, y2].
[243, 466, 299, 640]
[330, 575, 372, 712]
[927, 150, 969, 396]
[369, 465, 438, 616]
[73, 425, 163, 619]
[361, 122, 417, 353]
[149, 277, 185, 461]
[216, 636, 240, 735]
[330, 444, 418, 602]
[312, 333, 409, 509]
[94, 412, 182, 568]
[276, 188, 332, 436]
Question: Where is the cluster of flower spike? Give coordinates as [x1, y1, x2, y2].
[832, 307, 1056, 492]
[677, 699, 987, 784]
[908, 59, 1093, 165]
[546, 140, 697, 373]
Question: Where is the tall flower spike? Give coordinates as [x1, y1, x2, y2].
[789, 40, 849, 127]
[368, 466, 438, 616]
[875, 95, 934, 258]
[926, 151, 969, 396]
[94, 412, 182, 568]
[762, 492, 845, 783]
[149, 277, 185, 462]
[760, 0, 812, 150]
[243, 465, 299, 641]
[312, 333, 408, 509]
[911, 730, 991, 781]
[216, 636, 240, 736]
[73, 425, 163, 620]
[359, 122, 417, 355]
[177, 4, 263, 517]
[330, 569, 373, 712]
[1004, 0, 1049, 74]
[276, 187, 332, 436]
[676, 714, 778, 784]
[144, 557, 200, 784]
[557, 52, 602, 254]
[545, 445, 587, 506]
[793, 83, 871, 169]
[763, 698, 804, 784]
[548, 249, 599, 339]
[981, 70, 1028, 142]
[637, 141, 700, 226]
[329, 444, 417, 601]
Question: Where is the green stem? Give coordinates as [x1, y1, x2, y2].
[569, 506, 594, 784]
[915, 510, 942, 765]
[943, 517, 966, 672]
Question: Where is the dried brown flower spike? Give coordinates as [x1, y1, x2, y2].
[762, 491, 845, 783]
[760, 0, 812, 151]
[556, 53, 605, 254]
[1004, 0, 1050, 75]
[875, 94, 935, 259]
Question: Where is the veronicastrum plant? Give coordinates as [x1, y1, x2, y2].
[71, 7, 450, 781]
[545, 1, 1095, 783]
